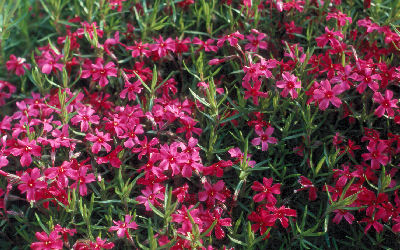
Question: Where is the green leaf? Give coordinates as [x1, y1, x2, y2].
[227, 235, 247, 246]
[35, 213, 49, 234]
[189, 88, 210, 107]
[148, 201, 164, 219]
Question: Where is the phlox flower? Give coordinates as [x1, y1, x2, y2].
[313, 80, 345, 110]
[276, 72, 301, 99]
[251, 177, 281, 204]
[251, 125, 277, 152]
[373, 90, 398, 117]
[109, 214, 138, 238]
[6, 54, 30, 76]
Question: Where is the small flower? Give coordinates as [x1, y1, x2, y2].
[251, 126, 277, 152]
[295, 176, 317, 201]
[251, 177, 281, 204]
[18, 168, 47, 202]
[10, 138, 41, 167]
[31, 230, 63, 250]
[6, 54, 31, 76]
[276, 72, 301, 99]
[109, 214, 138, 238]
[198, 180, 227, 206]
[373, 90, 398, 117]
[313, 80, 345, 110]
[85, 129, 112, 154]
[91, 60, 118, 87]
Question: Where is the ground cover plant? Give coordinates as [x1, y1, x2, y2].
[1, 0, 400, 249]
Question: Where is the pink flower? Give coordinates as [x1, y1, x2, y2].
[120, 80, 142, 101]
[136, 184, 165, 211]
[361, 141, 389, 169]
[6, 54, 30, 76]
[243, 79, 269, 106]
[198, 180, 227, 206]
[245, 31, 268, 52]
[332, 209, 355, 224]
[315, 27, 344, 48]
[85, 129, 112, 154]
[251, 126, 277, 152]
[37, 51, 64, 74]
[192, 37, 218, 52]
[265, 205, 297, 228]
[71, 106, 100, 132]
[295, 176, 317, 201]
[326, 10, 352, 27]
[276, 72, 301, 99]
[96, 146, 123, 168]
[171, 205, 202, 234]
[201, 207, 232, 239]
[350, 68, 381, 93]
[68, 166, 96, 196]
[31, 230, 63, 250]
[18, 168, 47, 202]
[10, 138, 41, 167]
[109, 214, 138, 238]
[217, 31, 244, 47]
[373, 90, 398, 117]
[150, 36, 175, 58]
[91, 60, 118, 87]
[313, 80, 345, 110]
[89, 237, 115, 249]
[251, 177, 281, 204]
[126, 41, 150, 57]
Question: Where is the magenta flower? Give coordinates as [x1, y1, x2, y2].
[96, 146, 123, 168]
[171, 205, 202, 234]
[31, 231, 63, 250]
[198, 180, 226, 206]
[68, 166, 96, 196]
[251, 177, 281, 204]
[332, 209, 355, 225]
[350, 68, 381, 93]
[326, 10, 352, 27]
[361, 141, 389, 169]
[313, 80, 345, 110]
[202, 207, 232, 239]
[136, 184, 165, 211]
[89, 237, 115, 249]
[295, 176, 317, 201]
[315, 27, 344, 48]
[92, 60, 118, 87]
[276, 72, 301, 99]
[373, 90, 398, 117]
[126, 40, 150, 58]
[6, 54, 30, 76]
[85, 129, 112, 154]
[192, 37, 218, 52]
[217, 31, 244, 47]
[251, 126, 277, 152]
[37, 51, 64, 74]
[71, 106, 100, 132]
[245, 30, 268, 52]
[120, 80, 142, 101]
[150, 35, 175, 58]
[18, 168, 47, 202]
[10, 138, 41, 167]
[109, 214, 138, 239]
[243, 79, 269, 106]
[265, 205, 297, 228]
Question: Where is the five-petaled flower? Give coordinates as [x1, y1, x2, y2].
[251, 177, 281, 204]
[109, 214, 138, 239]
[251, 125, 278, 152]
[85, 129, 112, 154]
